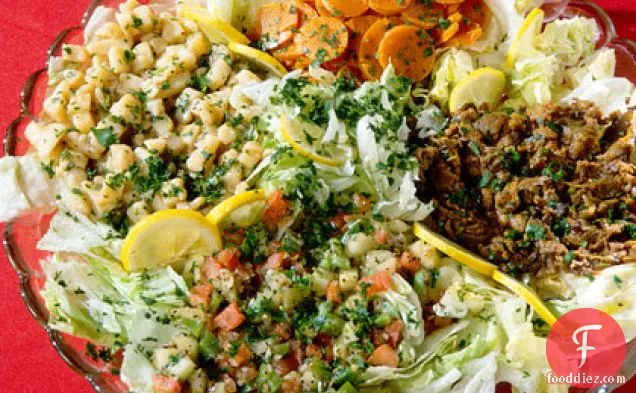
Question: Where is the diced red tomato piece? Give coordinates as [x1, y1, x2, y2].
[384, 319, 404, 348]
[214, 302, 246, 331]
[189, 283, 214, 307]
[367, 344, 399, 367]
[398, 251, 421, 274]
[203, 256, 224, 280]
[359, 270, 393, 297]
[217, 248, 241, 270]
[274, 354, 300, 375]
[374, 228, 389, 244]
[229, 342, 253, 367]
[326, 281, 342, 304]
[152, 375, 182, 393]
[263, 190, 290, 227]
[353, 193, 371, 215]
[262, 252, 285, 271]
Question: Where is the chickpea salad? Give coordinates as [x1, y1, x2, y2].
[1, 1, 635, 393]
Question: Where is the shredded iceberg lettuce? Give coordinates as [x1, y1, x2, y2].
[566, 47, 616, 87]
[561, 77, 635, 114]
[0, 154, 57, 222]
[535, 16, 598, 66]
[430, 49, 475, 108]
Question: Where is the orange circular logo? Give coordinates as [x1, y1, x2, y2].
[546, 308, 626, 388]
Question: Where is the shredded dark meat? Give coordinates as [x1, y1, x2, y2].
[415, 101, 636, 276]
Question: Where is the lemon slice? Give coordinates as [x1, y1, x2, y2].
[180, 6, 249, 45]
[280, 115, 348, 166]
[492, 270, 558, 327]
[227, 42, 287, 77]
[448, 67, 506, 113]
[121, 209, 222, 272]
[206, 189, 267, 226]
[505, 8, 544, 67]
[413, 223, 497, 276]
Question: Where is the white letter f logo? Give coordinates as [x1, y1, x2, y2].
[572, 324, 602, 368]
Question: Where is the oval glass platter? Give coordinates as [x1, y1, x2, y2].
[2, 0, 635, 392]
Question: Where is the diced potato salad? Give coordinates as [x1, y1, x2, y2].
[12, 1, 635, 393]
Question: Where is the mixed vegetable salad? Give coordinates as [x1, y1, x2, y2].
[0, 1, 635, 393]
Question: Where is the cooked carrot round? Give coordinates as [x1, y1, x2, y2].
[434, 0, 464, 3]
[323, 0, 369, 18]
[358, 18, 394, 80]
[315, 0, 334, 16]
[294, 16, 349, 67]
[458, 0, 492, 29]
[256, 3, 300, 49]
[402, 3, 445, 29]
[377, 25, 436, 81]
[369, 0, 413, 15]
[296, 0, 319, 23]
[439, 21, 459, 43]
[272, 41, 302, 62]
[443, 24, 483, 46]
[346, 15, 381, 51]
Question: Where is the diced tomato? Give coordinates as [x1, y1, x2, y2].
[330, 211, 348, 231]
[217, 248, 241, 270]
[152, 375, 182, 393]
[281, 376, 302, 393]
[384, 319, 404, 348]
[274, 323, 291, 340]
[214, 302, 246, 331]
[353, 193, 371, 215]
[290, 339, 305, 366]
[359, 270, 393, 297]
[398, 251, 421, 274]
[326, 281, 342, 304]
[203, 256, 224, 280]
[262, 252, 285, 271]
[305, 343, 322, 359]
[367, 344, 399, 368]
[189, 283, 214, 307]
[229, 342, 253, 367]
[274, 354, 300, 375]
[370, 327, 384, 346]
[374, 228, 389, 245]
[223, 229, 245, 245]
[263, 190, 290, 227]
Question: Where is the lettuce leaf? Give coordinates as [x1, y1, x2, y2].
[561, 77, 634, 114]
[430, 49, 475, 108]
[535, 16, 598, 66]
[566, 47, 616, 87]
[0, 154, 57, 222]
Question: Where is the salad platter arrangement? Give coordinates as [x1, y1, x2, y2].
[2, 0, 635, 393]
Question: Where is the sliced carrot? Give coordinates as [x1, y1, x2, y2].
[359, 270, 393, 297]
[315, 0, 333, 16]
[326, 281, 342, 303]
[402, 2, 445, 29]
[434, 0, 464, 3]
[384, 319, 404, 348]
[294, 16, 349, 68]
[214, 302, 246, 331]
[323, 0, 369, 18]
[272, 42, 302, 62]
[369, 0, 413, 15]
[296, 0, 319, 23]
[439, 22, 459, 43]
[458, 0, 492, 30]
[398, 251, 421, 273]
[262, 252, 285, 271]
[256, 3, 300, 50]
[346, 15, 381, 51]
[367, 344, 399, 367]
[443, 24, 482, 46]
[358, 18, 394, 80]
[377, 25, 436, 81]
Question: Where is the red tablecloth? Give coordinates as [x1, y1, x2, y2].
[0, 1, 634, 392]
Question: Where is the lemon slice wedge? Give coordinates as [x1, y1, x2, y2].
[505, 8, 544, 67]
[227, 42, 287, 77]
[448, 67, 506, 113]
[121, 209, 222, 272]
[492, 270, 558, 327]
[206, 189, 267, 226]
[413, 223, 498, 276]
[180, 6, 249, 44]
[280, 115, 347, 166]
